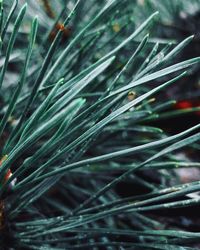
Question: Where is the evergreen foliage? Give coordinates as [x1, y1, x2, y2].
[0, 0, 200, 249]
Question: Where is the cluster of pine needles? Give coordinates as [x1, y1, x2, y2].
[0, 0, 200, 249]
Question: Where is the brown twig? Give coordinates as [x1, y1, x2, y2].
[40, 0, 56, 19]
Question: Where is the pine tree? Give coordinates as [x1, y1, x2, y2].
[0, 0, 200, 249]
